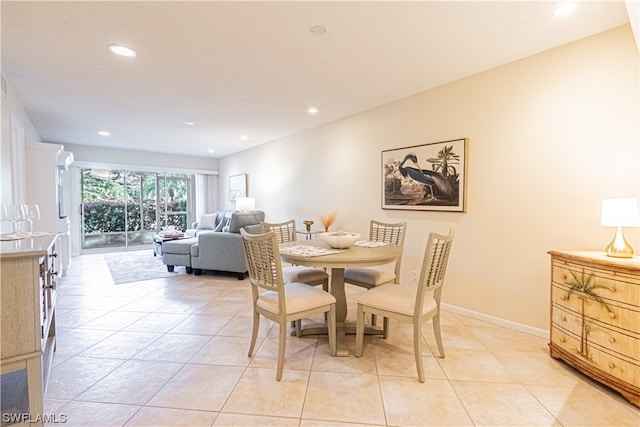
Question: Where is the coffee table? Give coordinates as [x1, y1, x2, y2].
[152, 234, 186, 256]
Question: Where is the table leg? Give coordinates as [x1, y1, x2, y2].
[330, 268, 349, 356]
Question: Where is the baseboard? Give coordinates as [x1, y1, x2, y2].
[440, 303, 549, 339]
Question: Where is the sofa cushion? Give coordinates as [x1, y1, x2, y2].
[227, 210, 265, 233]
[197, 213, 218, 230]
[162, 237, 198, 255]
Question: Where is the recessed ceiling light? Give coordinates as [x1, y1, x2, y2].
[185, 121, 195, 126]
[240, 134, 248, 140]
[308, 107, 318, 114]
[108, 44, 137, 58]
[208, 149, 215, 154]
[310, 25, 327, 36]
[554, 3, 576, 17]
[98, 130, 110, 136]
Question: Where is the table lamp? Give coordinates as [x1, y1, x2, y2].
[236, 197, 255, 211]
[600, 198, 640, 258]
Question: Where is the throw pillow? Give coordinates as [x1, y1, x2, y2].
[213, 216, 229, 232]
[197, 213, 218, 230]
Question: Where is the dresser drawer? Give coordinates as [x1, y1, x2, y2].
[552, 305, 640, 362]
[552, 284, 640, 333]
[552, 262, 640, 308]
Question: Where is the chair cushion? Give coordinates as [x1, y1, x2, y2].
[344, 266, 395, 286]
[197, 213, 218, 230]
[282, 266, 328, 284]
[357, 283, 436, 316]
[257, 283, 335, 315]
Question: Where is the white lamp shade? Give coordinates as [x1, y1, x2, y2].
[601, 198, 640, 227]
[236, 197, 255, 211]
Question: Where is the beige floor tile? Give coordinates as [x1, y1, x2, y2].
[312, 337, 378, 374]
[154, 298, 210, 314]
[527, 383, 640, 426]
[452, 381, 560, 426]
[379, 376, 473, 426]
[50, 400, 140, 427]
[468, 325, 543, 353]
[80, 330, 163, 359]
[77, 360, 183, 405]
[437, 347, 518, 382]
[493, 350, 590, 387]
[196, 300, 249, 316]
[373, 339, 446, 380]
[125, 406, 218, 426]
[250, 337, 318, 371]
[169, 313, 233, 335]
[119, 297, 173, 312]
[302, 371, 385, 425]
[148, 364, 245, 411]
[423, 324, 487, 351]
[46, 356, 125, 400]
[222, 367, 309, 418]
[213, 413, 299, 426]
[300, 421, 384, 427]
[56, 309, 110, 329]
[78, 310, 149, 331]
[124, 312, 191, 333]
[54, 328, 116, 356]
[217, 314, 274, 337]
[132, 333, 211, 363]
[42, 253, 632, 427]
[190, 335, 256, 366]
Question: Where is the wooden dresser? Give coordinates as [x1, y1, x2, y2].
[1, 235, 59, 425]
[548, 251, 639, 408]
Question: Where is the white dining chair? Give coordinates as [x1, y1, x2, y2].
[355, 229, 454, 382]
[262, 219, 331, 334]
[344, 220, 406, 337]
[240, 229, 336, 381]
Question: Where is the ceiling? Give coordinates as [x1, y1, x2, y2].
[1, 1, 631, 159]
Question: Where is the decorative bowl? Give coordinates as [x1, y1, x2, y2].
[318, 231, 361, 249]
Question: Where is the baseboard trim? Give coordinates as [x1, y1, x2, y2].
[440, 303, 549, 339]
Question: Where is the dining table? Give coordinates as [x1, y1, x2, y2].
[279, 239, 403, 356]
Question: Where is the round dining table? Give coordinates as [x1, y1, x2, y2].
[279, 240, 403, 356]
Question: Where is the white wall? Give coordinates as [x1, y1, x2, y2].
[0, 74, 42, 233]
[219, 25, 639, 332]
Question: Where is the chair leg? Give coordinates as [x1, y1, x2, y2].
[327, 305, 337, 356]
[295, 320, 302, 337]
[382, 317, 390, 339]
[413, 322, 425, 383]
[355, 304, 366, 357]
[248, 311, 260, 357]
[276, 322, 287, 381]
[433, 311, 445, 358]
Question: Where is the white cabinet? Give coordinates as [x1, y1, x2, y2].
[25, 142, 73, 275]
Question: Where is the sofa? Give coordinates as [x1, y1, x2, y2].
[161, 210, 264, 279]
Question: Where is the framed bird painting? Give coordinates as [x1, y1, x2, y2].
[382, 138, 468, 212]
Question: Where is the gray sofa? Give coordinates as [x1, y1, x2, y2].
[162, 210, 264, 279]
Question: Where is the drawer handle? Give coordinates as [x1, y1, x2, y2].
[608, 337, 616, 343]
[560, 316, 567, 322]
[608, 362, 615, 369]
[560, 337, 566, 343]
[608, 312, 616, 319]
[560, 295, 568, 300]
[609, 286, 616, 293]
[561, 274, 567, 280]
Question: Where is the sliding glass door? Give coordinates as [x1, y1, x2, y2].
[81, 168, 192, 251]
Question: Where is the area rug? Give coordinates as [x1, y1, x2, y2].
[103, 250, 182, 284]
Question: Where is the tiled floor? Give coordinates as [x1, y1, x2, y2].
[45, 251, 640, 426]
